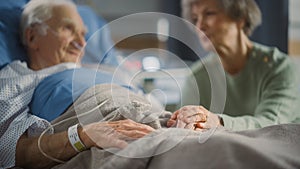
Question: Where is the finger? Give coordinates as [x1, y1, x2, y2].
[107, 119, 136, 126]
[116, 123, 154, 132]
[115, 140, 128, 149]
[197, 112, 220, 129]
[180, 113, 203, 124]
[102, 138, 128, 149]
[167, 119, 176, 127]
[195, 122, 207, 129]
[170, 110, 179, 120]
[185, 113, 207, 123]
[91, 130, 129, 149]
[128, 123, 155, 132]
[178, 107, 204, 120]
[176, 119, 186, 128]
[117, 130, 150, 139]
[199, 121, 219, 129]
[184, 123, 195, 130]
[108, 120, 154, 132]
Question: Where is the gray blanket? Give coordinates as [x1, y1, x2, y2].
[52, 84, 300, 169]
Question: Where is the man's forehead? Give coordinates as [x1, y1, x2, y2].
[61, 18, 88, 32]
[46, 5, 88, 34]
[51, 5, 81, 23]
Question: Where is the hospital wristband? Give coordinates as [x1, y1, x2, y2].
[68, 124, 86, 152]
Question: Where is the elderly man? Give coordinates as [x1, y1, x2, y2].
[0, 0, 154, 168]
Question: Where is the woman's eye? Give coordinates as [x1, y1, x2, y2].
[191, 17, 198, 24]
[192, 19, 198, 24]
[205, 11, 216, 16]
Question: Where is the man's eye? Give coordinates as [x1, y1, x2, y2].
[63, 25, 74, 34]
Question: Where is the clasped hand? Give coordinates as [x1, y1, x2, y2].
[167, 106, 221, 130]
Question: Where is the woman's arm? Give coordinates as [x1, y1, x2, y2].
[171, 53, 300, 131]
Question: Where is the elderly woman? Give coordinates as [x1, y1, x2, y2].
[0, 0, 154, 169]
[168, 0, 300, 131]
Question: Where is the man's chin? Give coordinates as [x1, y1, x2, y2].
[62, 59, 80, 64]
[65, 54, 82, 62]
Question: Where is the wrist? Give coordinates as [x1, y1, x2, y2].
[77, 125, 93, 149]
[68, 124, 87, 152]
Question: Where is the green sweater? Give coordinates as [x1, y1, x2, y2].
[180, 43, 300, 131]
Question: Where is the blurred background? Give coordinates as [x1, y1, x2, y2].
[74, 0, 300, 58]
[73, 0, 300, 110]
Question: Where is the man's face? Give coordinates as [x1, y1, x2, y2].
[32, 4, 87, 67]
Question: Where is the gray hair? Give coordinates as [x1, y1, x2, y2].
[20, 0, 77, 46]
[181, 0, 262, 36]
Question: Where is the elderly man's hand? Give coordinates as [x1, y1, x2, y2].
[79, 119, 155, 149]
[167, 105, 221, 130]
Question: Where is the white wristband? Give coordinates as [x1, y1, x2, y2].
[68, 124, 86, 152]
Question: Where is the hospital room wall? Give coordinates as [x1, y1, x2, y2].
[72, 0, 298, 110]
[77, 0, 293, 60]
[289, 0, 300, 57]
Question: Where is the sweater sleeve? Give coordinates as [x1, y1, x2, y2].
[220, 56, 300, 131]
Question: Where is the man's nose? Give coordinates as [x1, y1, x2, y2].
[72, 32, 86, 50]
[71, 41, 84, 50]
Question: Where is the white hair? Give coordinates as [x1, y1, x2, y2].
[20, 0, 77, 46]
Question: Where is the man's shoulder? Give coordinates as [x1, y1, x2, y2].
[0, 60, 29, 75]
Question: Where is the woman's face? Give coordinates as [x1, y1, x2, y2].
[191, 0, 242, 51]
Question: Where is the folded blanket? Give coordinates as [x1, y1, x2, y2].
[51, 83, 171, 131]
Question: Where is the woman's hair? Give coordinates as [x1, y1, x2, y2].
[181, 0, 262, 36]
[20, 0, 77, 46]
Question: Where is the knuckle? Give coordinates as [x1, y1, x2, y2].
[198, 105, 205, 109]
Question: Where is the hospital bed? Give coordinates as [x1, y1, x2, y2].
[1, 1, 300, 169]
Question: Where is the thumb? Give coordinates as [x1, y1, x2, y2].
[195, 122, 206, 129]
[167, 119, 176, 127]
[111, 139, 128, 149]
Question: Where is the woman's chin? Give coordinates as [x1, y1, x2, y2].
[201, 42, 214, 52]
[199, 37, 214, 52]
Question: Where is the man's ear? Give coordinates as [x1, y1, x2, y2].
[25, 27, 39, 49]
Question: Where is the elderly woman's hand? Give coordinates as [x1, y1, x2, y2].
[79, 119, 155, 149]
[167, 105, 221, 130]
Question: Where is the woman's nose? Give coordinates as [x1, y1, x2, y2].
[196, 17, 206, 31]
